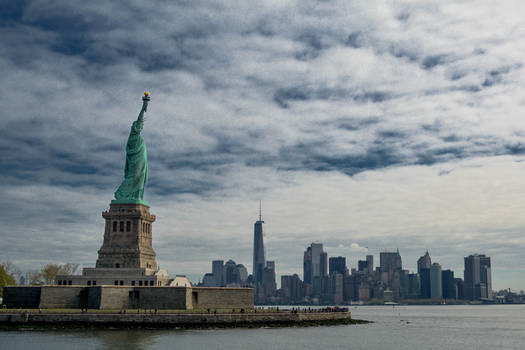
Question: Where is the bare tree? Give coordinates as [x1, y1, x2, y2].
[24, 270, 43, 285]
[4, 262, 81, 286]
[40, 264, 62, 284]
[38, 263, 81, 284]
[59, 263, 80, 275]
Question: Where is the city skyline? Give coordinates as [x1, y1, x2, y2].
[144, 207, 521, 292]
[199, 235, 508, 304]
[200, 228, 508, 298]
[2, 2, 525, 291]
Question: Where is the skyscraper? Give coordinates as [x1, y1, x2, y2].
[417, 251, 431, 274]
[358, 260, 368, 272]
[380, 251, 402, 275]
[212, 260, 224, 287]
[312, 243, 325, 278]
[320, 251, 328, 277]
[253, 203, 266, 286]
[303, 247, 312, 284]
[479, 255, 492, 299]
[281, 274, 303, 303]
[303, 243, 328, 297]
[263, 261, 276, 298]
[224, 259, 240, 285]
[407, 273, 421, 299]
[303, 243, 327, 284]
[329, 256, 346, 275]
[366, 255, 374, 275]
[358, 255, 374, 275]
[237, 264, 248, 282]
[420, 268, 431, 298]
[430, 263, 442, 299]
[442, 269, 455, 299]
[464, 254, 479, 300]
[418, 251, 432, 298]
[464, 254, 492, 300]
[455, 278, 464, 299]
[380, 250, 402, 298]
[331, 273, 344, 304]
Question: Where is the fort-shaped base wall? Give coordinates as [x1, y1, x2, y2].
[3, 286, 253, 310]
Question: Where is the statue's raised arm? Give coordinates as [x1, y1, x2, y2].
[112, 92, 151, 206]
[138, 91, 150, 119]
[133, 92, 150, 134]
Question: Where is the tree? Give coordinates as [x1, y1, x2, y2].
[41, 264, 62, 284]
[59, 263, 80, 276]
[0, 264, 17, 298]
[1, 261, 20, 280]
[24, 270, 43, 285]
[1, 262, 81, 287]
[39, 263, 80, 284]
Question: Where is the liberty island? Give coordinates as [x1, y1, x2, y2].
[1, 93, 354, 328]
[2, 93, 253, 311]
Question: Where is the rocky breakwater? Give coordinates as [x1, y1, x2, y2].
[0, 309, 368, 328]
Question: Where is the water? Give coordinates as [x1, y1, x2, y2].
[1, 305, 524, 350]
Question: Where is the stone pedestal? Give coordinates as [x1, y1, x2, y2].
[55, 202, 171, 287]
[97, 203, 157, 270]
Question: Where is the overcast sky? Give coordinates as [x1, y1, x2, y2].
[2, 1, 525, 291]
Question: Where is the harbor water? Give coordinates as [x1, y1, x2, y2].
[1, 305, 524, 350]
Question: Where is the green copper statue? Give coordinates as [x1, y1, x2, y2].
[112, 92, 151, 206]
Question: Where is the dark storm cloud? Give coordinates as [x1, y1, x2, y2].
[345, 31, 364, 49]
[310, 147, 401, 175]
[422, 54, 449, 70]
[0, 117, 122, 188]
[274, 86, 391, 108]
[2, 1, 525, 287]
[505, 143, 525, 156]
[2, 0, 525, 195]
[1, 1, 216, 75]
[333, 117, 380, 131]
[481, 64, 521, 87]
[148, 177, 222, 197]
[295, 33, 326, 61]
[274, 86, 350, 108]
[0, 1, 27, 23]
[387, 44, 419, 62]
[276, 140, 402, 176]
[353, 91, 391, 103]
[377, 130, 407, 139]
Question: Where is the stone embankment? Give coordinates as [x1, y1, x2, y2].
[0, 310, 365, 328]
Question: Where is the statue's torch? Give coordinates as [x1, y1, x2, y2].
[142, 91, 150, 112]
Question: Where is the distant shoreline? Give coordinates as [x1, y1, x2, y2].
[257, 300, 516, 306]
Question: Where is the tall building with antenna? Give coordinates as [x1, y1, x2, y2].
[253, 202, 266, 287]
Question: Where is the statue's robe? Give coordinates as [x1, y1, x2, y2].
[114, 117, 148, 202]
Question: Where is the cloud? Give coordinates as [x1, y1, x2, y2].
[1, 1, 525, 290]
[349, 243, 369, 253]
[335, 243, 369, 254]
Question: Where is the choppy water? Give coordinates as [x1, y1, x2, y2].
[1, 305, 524, 350]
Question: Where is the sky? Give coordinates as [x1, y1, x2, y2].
[1, 0, 525, 291]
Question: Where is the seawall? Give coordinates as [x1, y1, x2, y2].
[3, 286, 254, 310]
[0, 311, 358, 328]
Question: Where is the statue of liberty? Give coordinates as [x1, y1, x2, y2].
[112, 92, 151, 206]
